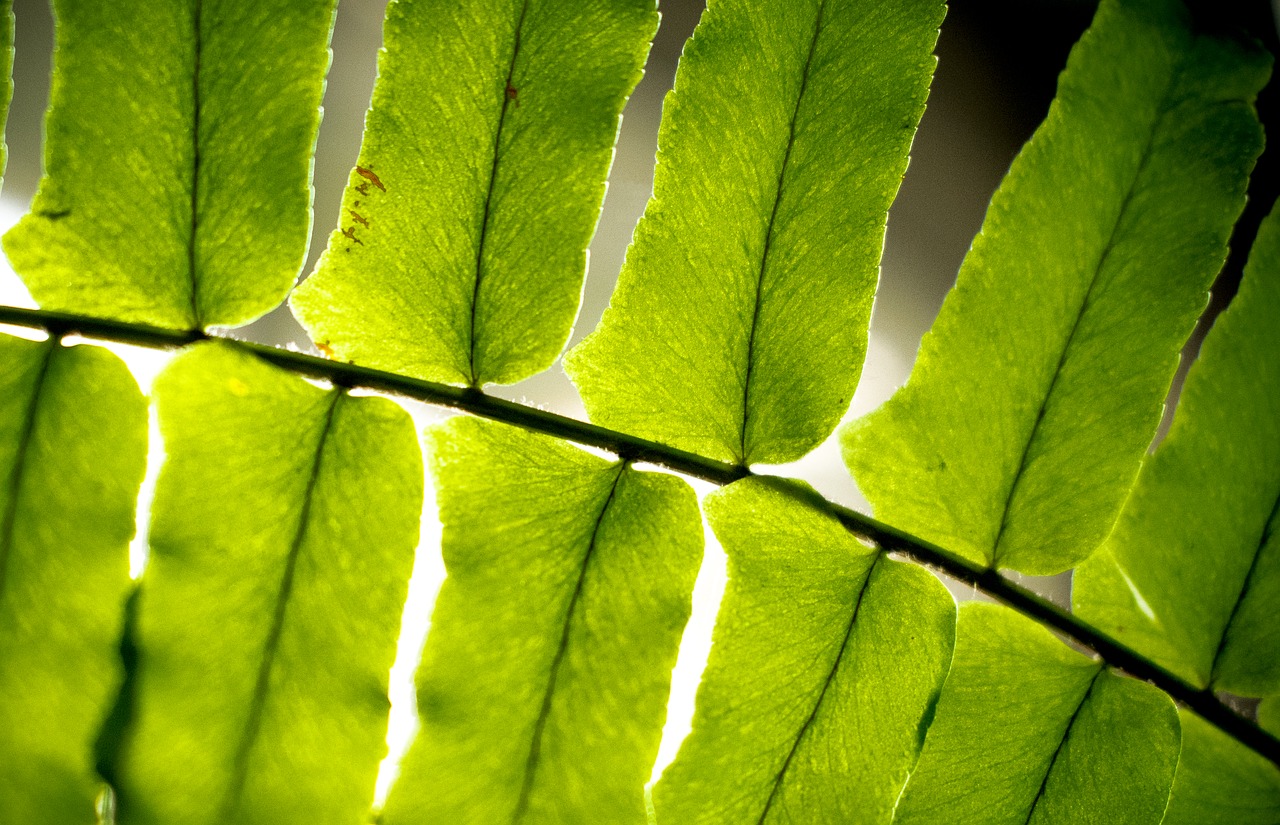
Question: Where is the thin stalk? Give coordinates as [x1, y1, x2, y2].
[2, 304, 1277, 767]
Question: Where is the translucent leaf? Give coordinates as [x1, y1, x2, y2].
[111, 343, 423, 825]
[3, 0, 337, 330]
[1074, 202, 1280, 696]
[653, 478, 955, 824]
[893, 602, 1180, 824]
[1261, 698, 1280, 738]
[567, 0, 945, 465]
[292, 0, 657, 387]
[0, 336, 147, 824]
[381, 417, 702, 824]
[843, 0, 1270, 574]
[1161, 708, 1280, 824]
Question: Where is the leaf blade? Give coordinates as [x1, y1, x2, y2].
[3, 0, 337, 329]
[1161, 708, 1280, 824]
[843, 0, 1270, 574]
[112, 343, 423, 825]
[653, 478, 956, 824]
[1073, 201, 1280, 696]
[893, 603, 1180, 824]
[381, 417, 702, 824]
[0, 336, 147, 825]
[567, 0, 945, 465]
[291, 0, 658, 387]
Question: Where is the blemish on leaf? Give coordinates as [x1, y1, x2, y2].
[356, 182, 370, 196]
[37, 207, 72, 220]
[505, 84, 520, 107]
[342, 227, 364, 246]
[349, 210, 371, 229]
[356, 166, 386, 192]
[317, 341, 335, 358]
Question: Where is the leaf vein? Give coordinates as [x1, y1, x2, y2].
[0, 339, 56, 606]
[989, 52, 1190, 566]
[756, 550, 881, 823]
[467, 0, 531, 387]
[739, 0, 828, 464]
[217, 389, 344, 818]
[511, 462, 627, 823]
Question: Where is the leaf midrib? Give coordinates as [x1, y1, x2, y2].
[738, 0, 828, 465]
[0, 339, 56, 606]
[217, 389, 343, 818]
[1020, 667, 1104, 823]
[1209, 488, 1280, 686]
[510, 463, 627, 824]
[755, 551, 881, 823]
[467, 0, 531, 387]
[186, 0, 203, 328]
[988, 49, 1190, 568]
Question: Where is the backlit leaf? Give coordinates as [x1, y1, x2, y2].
[292, 0, 657, 387]
[4, 0, 337, 329]
[843, 0, 1269, 574]
[1161, 708, 1280, 824]
[111, 343, 422, 825]
[893, 602, 1180, 824]
[0, 336, 147, 825]
[1074, 202, 1280, 697]
[654, 478, 955, 824]
[567, 0, 945, 465]
[381, 417, 701, 824]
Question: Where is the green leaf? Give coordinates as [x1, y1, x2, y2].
[3, 0, 337, 330]
[112, 343, 422, 825]
[291, 0, 657, 387]
[566, 0, 945, 466]
[1162, 708, 1280, 824]
[0, 335, 147, 825]
[842, 0, 1270, 574]
[1073, 202, 1280, 696]
[653, 478, 955, 824]
[381, 417, 702, 825]
[1261, 698, 1280, 738]
[893, 602, 1180, 824]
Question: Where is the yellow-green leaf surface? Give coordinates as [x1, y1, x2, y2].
[653, 478, 955, 824]
[566, 0, 945, 465]
[112, 343, 422, 825]
[0, 336, 146, 825]
[1261, 698, 1280, 737]
[292, 0, 657, 387]
[1074, 202, 1280, 697]
[3, 0, 337, 330]
[843, 0, 1269, 574]
[893, 602, 1180, 824]
[1162, 709, 1280, 824]
[382, 418, 701, 825]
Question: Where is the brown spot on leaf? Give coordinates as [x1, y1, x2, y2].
[342, 226, 364, 246]
[356, 166, 386, 191]
[349, 210, 370, 229]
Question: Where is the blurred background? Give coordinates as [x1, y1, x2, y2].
[1, 0, 1276, 801]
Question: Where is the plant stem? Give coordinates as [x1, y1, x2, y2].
[2, 303, 1277, 767]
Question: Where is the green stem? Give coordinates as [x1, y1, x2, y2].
[2, 304, 1277, 767]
